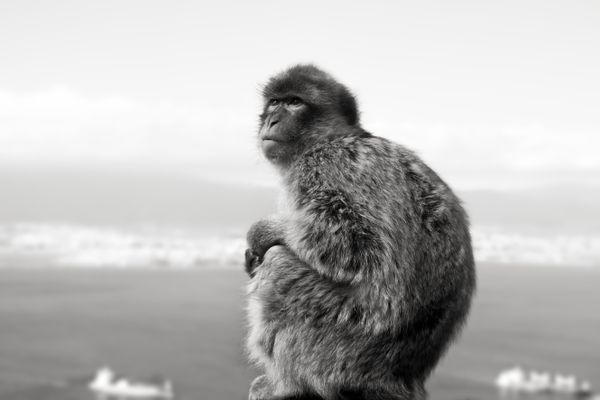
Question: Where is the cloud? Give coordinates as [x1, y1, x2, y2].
[1, 88, 597, 189]
[0, 87, 260, 169]
[365, 118, 600, 189]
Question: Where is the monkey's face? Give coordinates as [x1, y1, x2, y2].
[258, 95, 311, 165]
[258, 65, 361, 166]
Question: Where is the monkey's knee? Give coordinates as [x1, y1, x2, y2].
[337, 386, 424, 400]
[261, 244, 292, 265]
[249, 373, 322, 400]
[249, 375, 274, 400]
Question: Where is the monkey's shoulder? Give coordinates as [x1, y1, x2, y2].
[293, 134, 427, 189]
[292, 135, 392, 182]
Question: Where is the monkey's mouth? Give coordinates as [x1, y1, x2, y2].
[261, 133, 286, 142]
[262, 138, 283, 150]
[261, 136, 289, 150]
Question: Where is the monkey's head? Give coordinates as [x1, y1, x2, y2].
[258, 64, 360, 166]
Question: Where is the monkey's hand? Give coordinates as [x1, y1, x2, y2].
[246, 217, 287, 260]
[245, 248, 262, 278]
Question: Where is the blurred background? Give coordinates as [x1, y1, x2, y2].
[0, 1, 598, 399]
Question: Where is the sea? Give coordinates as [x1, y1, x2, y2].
[0, 222, 598, 399]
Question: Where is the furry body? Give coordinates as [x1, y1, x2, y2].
[245, 66, 475, 400]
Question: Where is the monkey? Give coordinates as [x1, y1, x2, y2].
[244, 65, 475, 400]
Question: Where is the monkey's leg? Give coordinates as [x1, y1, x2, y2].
[251, 245, 356, 399]
[249, 375, 414, 400]
[337, 386, 427, 400]
[251, 246, 425, 400]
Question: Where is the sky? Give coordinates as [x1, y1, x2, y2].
[1, 0, 599, 190]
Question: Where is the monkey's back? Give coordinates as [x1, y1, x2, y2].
[280, 133, 476, 384]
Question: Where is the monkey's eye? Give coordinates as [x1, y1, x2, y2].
[287, 97, 303, 106]
[268, 99, 280, 107]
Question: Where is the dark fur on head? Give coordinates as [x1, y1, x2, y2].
[258, 65, 366, 167]
[262, 64, 359, 126]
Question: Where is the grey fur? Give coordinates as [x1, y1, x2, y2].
[245, 65, 476, 400]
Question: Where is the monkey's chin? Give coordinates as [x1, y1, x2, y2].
[261, 140, 289, 163]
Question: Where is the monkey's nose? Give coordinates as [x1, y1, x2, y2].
[269, 119, 279, 128]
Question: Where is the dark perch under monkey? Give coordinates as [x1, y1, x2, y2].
[244, 65, 476, 400]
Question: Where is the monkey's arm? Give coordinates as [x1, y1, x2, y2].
[286, 147, 392, 284]
[252, 245, 357, 328]
[246, 245, 364, 398]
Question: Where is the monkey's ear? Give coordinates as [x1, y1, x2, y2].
[338, 89, 359, 125]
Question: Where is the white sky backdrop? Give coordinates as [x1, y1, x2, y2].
[1, 0, 599, 189]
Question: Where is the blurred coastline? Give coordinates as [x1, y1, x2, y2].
[1, 167, 599, 271]
[1, 222, 599, 270]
